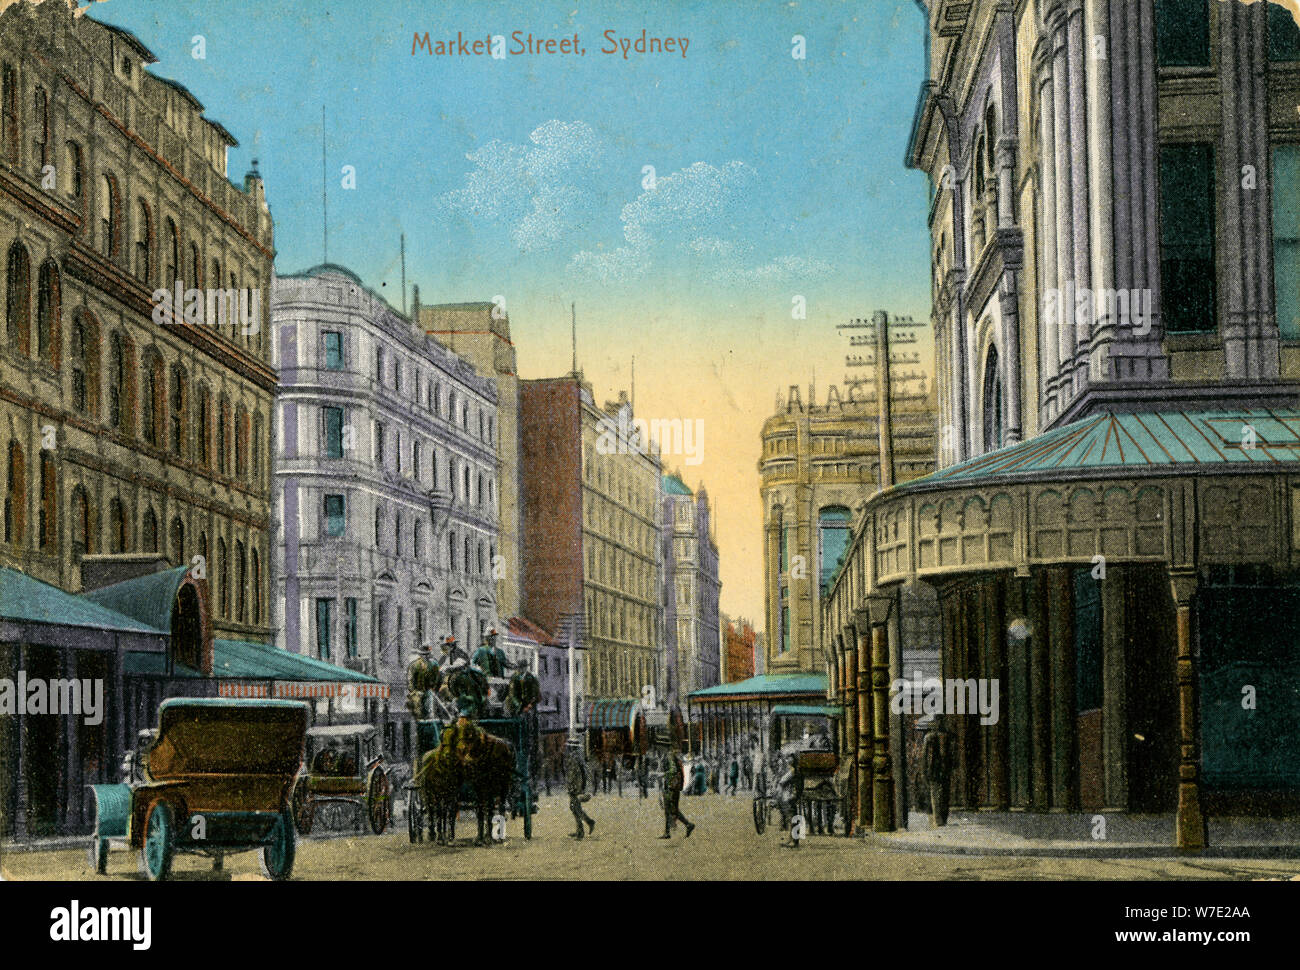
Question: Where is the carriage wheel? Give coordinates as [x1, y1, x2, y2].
[260, 808, 296, 881]
[292, 779, 314, 835]
[752, 797, 768, 835]
[407, 788, 424, 844]
[368, 770, 391, 835]
[141, 801, 175, 882]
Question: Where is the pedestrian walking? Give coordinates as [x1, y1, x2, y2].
[727, 755, 740, 796]
[636, 755, 649, 799]
[565, 740, 596, 839]
[658, 744, 694, 839]
[742, 752, 754, 791]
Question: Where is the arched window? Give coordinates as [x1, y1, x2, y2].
[165, 218, 179, 286]
[4, 440, 24, 546]
[134, 199, 152, 283]
[63, 142, 82, 199]
[6, 240, 30, 355]
[169, 363, 186, 457]
[188, 241, 202, 291]
[108, 497, 127, 553]
[142, 505, 158, 553]
[234, 405, 247, 478]
[217, 537, 228, 618]
[983, 345, 1004, 453]
[70, 310, 98, 418]
[374, 506, 383, 549]
[394, 512, 403, 558]
[37, 259, 59, 365]
[217, 394, 230, 474]
[1, 66, 18, 164]
[413, 519, 423, 560]
[169, 516, 184, 566]
[108, 331, 131, 432]
[984, 102, 997, 179]
[817, 506, 850, 595]
[197, 384, 212, 468]
[38, 450, 55, 550]
[142, 350, 164, 447]
[99, 174, 119, 259]
[236, 539, 246, 623]
[198, 531, 208, 574]
[71, 486, 91, 559]
[252, 548, 261, 623]
[448, 529, 457, 570]
[31, 86, 48, 170]
[252, 414, 263, 485]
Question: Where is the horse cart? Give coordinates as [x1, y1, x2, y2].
[404, 715, 536, 844]
[291, 723, 391, 836]
[87, 698, 310, 880]
[752, 707, 852, 838]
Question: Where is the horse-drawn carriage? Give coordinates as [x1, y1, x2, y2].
[752, 706, 853, 838]
[404, 715, 536, 845]
[291, 723, 391, 836]
[87, 698, 309, 880]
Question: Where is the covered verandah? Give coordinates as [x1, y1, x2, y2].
[823, 410, 1300, 848]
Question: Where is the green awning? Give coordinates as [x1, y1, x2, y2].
[82, 565, 191, 632]
[0, 567, 159, 634]
[772, 703, 843, 719]
[901, 409, 1300, 494]
[689, 673, 827, 700]
[586, 698, 641, 731]
[212, 639, 379, 683]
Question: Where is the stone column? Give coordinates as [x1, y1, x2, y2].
[1066, 1, 1092, 386]
[1037, 48, 1060, 420]
[1050, 13, 1076, 390]
[999, 280, 1023, 445]
[843, 624, 859, 831]
[1007, 573, 1033, 810]
[1030, 573, 1050, 811]
[1047, 566, 1076, 811]
[1169, 569, 1207, 850]
[854, 609, 874, 830]
[1101, 564, 1129, 810]
[866, 595, 896, 832]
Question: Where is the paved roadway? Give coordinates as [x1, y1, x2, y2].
[5, 791, 1299, 881]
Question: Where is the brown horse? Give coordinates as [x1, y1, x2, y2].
[419, 725, 517, 845]
[417, 748, 461, 845]
[465, 735, 515, 845]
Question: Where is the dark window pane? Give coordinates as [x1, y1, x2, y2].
[1159, 143, 1217, 333]
[1270, 3, 1300, 62]
[324, 405, 344, 458]
[324, 331, 344, 370]
[324, 494, 345, 537]
[1155, 0, 1210, 68]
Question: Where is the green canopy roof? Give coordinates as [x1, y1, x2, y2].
[0, 568, 160, 634]
[212, 639, 378, 683]
[773, 703, 843, 719]
[689, 673, 827, 699]
[663, 474, 693, 496]
[902, 409, 1300, 493]
[82, 565, 191, 633]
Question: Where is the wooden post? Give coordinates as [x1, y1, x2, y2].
[844, 625, 859, 831]
[867, 594, 895, 831]
[1101, 564, 1129, 811]
[854, 610, 873, 830]
[1169, 569, 1206, 851]
[1047, 566, 1076, 811]
[1030, 573, 1050, 811]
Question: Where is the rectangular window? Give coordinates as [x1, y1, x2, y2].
[323, 405, 344, 458]
[345, 598, 358, 657]
[1270, 3, 1300, 62]
[1155, 0, 1210, 68]
[323, 331, 344, 370]
[374, 421, 386, 466]
[1275, 145, 1300, 340]
[316, 598, 333, 660]
[375, 345, 384, 384]
[324, 494, 345, 537]
[780, 588, 790, 654]
[1159, 143, 1216, 333]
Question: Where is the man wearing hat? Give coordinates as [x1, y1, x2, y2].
[406, 643, 442, 719]
[658, 738, 694, 839]
[565, 737, 596, 839]
[445, 635, 489, 718]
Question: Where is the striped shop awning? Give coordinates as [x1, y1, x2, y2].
[218, 681, 391, 700]
[586, 698, 640, 732]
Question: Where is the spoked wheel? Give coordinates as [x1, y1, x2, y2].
[292, 778, 314, 835]
[140, 802, 175, 882]
[407, 788, 424, 844]
[752, 796, 769, 835]
[368, 770, 391, 835]
[260, 808, 296, 880]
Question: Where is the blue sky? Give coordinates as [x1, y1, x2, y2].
[92, 0, 933, 622]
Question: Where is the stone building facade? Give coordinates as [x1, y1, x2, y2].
[820, 0, 1300, 847]
[519, 376, 663, 714]
[0, 3, 274, 644]
[270, 265, 499, 753]
[759, 381, 937, 676]
[660, 472, 721, 708]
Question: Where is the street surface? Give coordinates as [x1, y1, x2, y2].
[5, 791, 1299, 881]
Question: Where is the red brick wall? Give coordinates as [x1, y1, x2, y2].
[520, 378, 584, 635]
